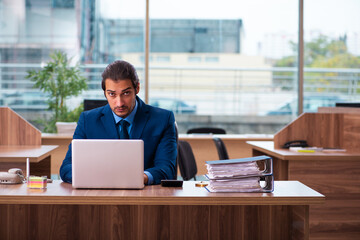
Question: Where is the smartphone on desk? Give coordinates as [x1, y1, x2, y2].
[161, 180, 183, 187]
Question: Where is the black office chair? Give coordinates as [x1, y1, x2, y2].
[187, 127, 226, 134]
[213, 137, 229, 160]
[177, 140, 197, 180]
[83, 99, 108, 111]
[187, 127, 229, 160]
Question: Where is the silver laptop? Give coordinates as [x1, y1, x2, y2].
[72, 139, 144, 189]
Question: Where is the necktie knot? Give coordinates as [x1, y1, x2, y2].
[118, 120, 129, 139]
[119, 119, 129, 128]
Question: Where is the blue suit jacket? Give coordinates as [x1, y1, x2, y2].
[60, 96, 177, 184]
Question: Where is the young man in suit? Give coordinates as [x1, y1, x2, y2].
[60, 60, 177, 185]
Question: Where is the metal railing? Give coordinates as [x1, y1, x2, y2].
[0, 63, 359, 115]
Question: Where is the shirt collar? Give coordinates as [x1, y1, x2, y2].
[112, 98, 138, 125]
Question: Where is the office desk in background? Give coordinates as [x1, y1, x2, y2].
[0, 107, 58, 178]
[247, 141, 360, 240]
[42, 133, 273, 176]
[0, 145, 58, 178]
[0, 180, 323, 240]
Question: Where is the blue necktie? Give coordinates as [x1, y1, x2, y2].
[118, 120, 129, 139]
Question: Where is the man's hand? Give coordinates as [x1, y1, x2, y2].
[143, 173, 148, 184]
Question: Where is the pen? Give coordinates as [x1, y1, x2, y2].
[297, 149, 315, 153]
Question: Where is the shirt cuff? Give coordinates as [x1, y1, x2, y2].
[144, 171, 154, 185]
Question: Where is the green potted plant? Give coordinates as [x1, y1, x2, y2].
[26, 51, 87, 133]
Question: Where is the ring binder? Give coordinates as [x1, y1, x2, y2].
[204, 155, 274, 193]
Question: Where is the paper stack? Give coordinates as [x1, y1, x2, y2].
[205, 155, 274, 193]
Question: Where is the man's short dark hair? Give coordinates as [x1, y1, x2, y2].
[101, 60, 139, 91]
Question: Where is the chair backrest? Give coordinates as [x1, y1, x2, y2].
[187, 127, 226, 134]
[83, 99, 108, 111]
[213, 137, 229, 160]
[177, 140, 197, 180]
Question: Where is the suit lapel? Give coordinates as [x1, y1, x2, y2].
[100, 105, 119, 139]
[131, 96, 150, 139]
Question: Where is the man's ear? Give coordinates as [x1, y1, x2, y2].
[135, 83, 140, 94]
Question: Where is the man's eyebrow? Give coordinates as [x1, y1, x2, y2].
[106, 87, 132, 93]
[121, 87, 132, 93]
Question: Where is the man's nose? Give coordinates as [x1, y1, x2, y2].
[115, 95, 124, 106]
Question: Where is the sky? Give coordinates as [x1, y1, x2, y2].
[99, 0, 360, 56]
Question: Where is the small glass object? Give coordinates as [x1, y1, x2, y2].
[27, 176, 47, 189]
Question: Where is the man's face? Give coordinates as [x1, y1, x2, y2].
[104, 78, 139, 118]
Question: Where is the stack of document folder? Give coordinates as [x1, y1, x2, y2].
[205, 155, 274, 193]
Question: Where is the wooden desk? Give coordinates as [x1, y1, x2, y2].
[42, 133, 273, 176]
[0, 180, 323, 240]
[0, 145, 58, 178]
[247, 141, 360, 240]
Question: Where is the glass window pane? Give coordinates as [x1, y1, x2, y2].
[0, 0, 146, 131]
[149, 0, 298, 133]
[304, 0, 360, 112]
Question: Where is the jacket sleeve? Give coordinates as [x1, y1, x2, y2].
[59, 112, 87, 183]
[145, 112, 177, 184]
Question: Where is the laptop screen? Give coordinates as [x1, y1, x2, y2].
[72, 139, 144, 189]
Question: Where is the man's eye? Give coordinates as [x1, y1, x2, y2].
[108, 92, 115, 97]
[123, 91, 130, 96]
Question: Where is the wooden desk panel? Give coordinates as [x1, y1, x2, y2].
[273, 113, 360, 152]
[0, 181, 323, 205]
[0, 145, 58, 178]
[0, 145, 58, 162]
[248, 141, 360, 240]
[0, 107, 41, 146]
[0, 181, 323, 240]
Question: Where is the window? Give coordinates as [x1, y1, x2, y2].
[52, 0, 75, 8]
[205, 56, 219, 62]
[149, 0, 298, 133]
[156, 56, 170, 62]
[303, 0, 360, 107]
[188, 56, 202, 62]
[0, 0, 359, 134]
